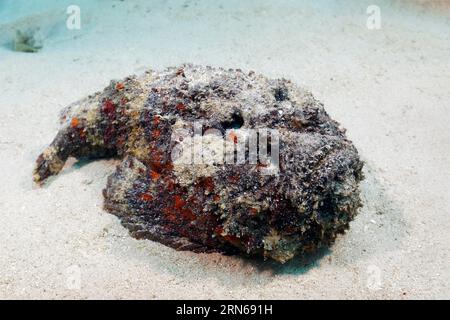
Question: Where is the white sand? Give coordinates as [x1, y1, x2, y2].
[0, 0, 449, 299]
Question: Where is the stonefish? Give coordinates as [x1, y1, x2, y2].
[34, 64, 363, 263]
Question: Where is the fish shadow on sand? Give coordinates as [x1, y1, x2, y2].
[33, 156, 118, 188]
[253, 247, 331, 276]
[100, 160, 407, 291]
[32, 149, 407, 289]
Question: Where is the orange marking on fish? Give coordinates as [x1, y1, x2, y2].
[70, 117, 80, 128]
[176, 103, 186, 111]
[140, 193, 153, 201]
[229, 131, 238, 144]
[150, 170, 161, 181]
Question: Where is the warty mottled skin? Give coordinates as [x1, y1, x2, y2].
[34, 64, 364, 263]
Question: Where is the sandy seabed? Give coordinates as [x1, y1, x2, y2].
[0, 0, 449, 299]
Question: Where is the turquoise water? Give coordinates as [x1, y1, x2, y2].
[1, 0, 447, 52]
[0, 0, 448, 72]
